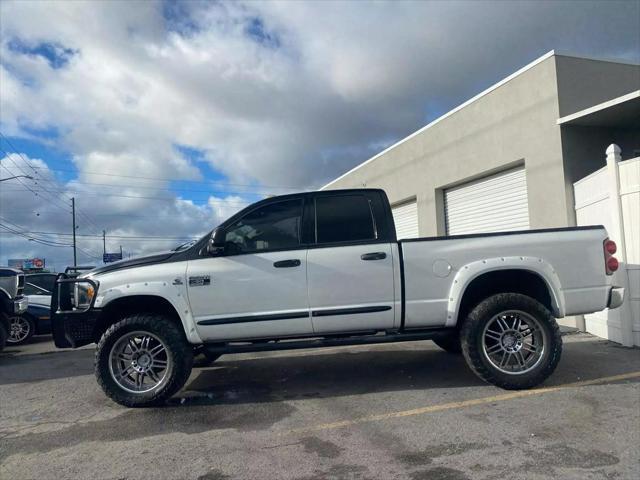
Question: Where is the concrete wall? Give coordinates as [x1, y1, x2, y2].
[325, 55, 568, 236]
[555, 55, 640, 117]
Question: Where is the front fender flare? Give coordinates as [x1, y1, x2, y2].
[94, 281, 202, 344]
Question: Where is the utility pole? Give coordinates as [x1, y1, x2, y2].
[71, 197, 77, 267]
[103, 230, 106, 256]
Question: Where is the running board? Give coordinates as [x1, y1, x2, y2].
[203, 328, 453, 355]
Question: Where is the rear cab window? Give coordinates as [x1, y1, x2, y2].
[314, 194, 377, 244]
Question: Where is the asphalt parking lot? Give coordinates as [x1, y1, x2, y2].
[1, 332, 639, 480]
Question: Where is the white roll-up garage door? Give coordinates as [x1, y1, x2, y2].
[444, 167, 530, 235]
[392, 200, 419, 239]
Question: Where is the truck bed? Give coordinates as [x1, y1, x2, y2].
[399, 225, 610, 329]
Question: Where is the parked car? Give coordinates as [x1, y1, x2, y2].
[5, 273, 57, 345]
[0, 267, 28, 352]
[51, 189, 624, 407]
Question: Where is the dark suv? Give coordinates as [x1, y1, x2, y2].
[0, 268, 28, 351]
[5, 273, 56, 345]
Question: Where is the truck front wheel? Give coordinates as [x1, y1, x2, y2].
[95, 314, 193, 407]
[6, 314, 35, 345]
[460, 293, 562, 390]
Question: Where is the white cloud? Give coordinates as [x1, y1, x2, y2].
[0, 153, 248, 269]
[0, 0, 638, 265]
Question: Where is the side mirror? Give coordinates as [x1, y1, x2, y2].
[207, 228, 226, 256]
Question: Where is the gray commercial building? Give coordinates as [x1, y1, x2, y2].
[322, 51, 640, 241]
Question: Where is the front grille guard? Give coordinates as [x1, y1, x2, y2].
[17, 274, 25, 296]
[52, 273, 99, 314]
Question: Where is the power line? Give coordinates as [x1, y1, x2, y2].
[76, 245, 102, 261]
[5, 188, 249, 206]
[27, 165, 299, 190]
[0, 232, 188, 244]
[2, 181, 265, 200]
[0, 218, 102, 258]
[1, 185, 251, 204]
[0, 224, 74, 247]
[0, 152, 90, 245]
[0, 137, 103, 236]
[29, 211, 217, 218]
[25, 230, 198, 240]
[0, 149, 77, 216]
[0, 219, 74, 246]
[0, 216, 202, 241]
[48, 179, 278, 197]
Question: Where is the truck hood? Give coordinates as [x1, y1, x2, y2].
[85, 251, 176, 277]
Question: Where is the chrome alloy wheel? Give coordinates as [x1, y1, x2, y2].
[481, 310, 546, 375]
[108, 331, 172, 393]
[8, 316, 31, 344]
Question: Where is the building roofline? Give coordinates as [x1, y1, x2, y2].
[321, 50, 556, 190]
[321, 49, 639, 190]
[557, 90, 640, 125]
[553, 51, 640, 67]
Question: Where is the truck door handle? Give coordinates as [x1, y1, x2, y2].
[361, 252, 387, 261]
[273, 259, 301, 268]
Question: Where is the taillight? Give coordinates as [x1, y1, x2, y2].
[604, 238, 619, 275]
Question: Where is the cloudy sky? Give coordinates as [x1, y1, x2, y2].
[0, 0, 638, 270]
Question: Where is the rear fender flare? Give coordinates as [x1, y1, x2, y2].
[446, 256, 565, 327]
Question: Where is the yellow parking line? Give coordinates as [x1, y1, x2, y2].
[284, 371, 640, 435]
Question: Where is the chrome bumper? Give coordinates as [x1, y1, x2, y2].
[608, 287, 625, 310]
[13, 296, 28, 314]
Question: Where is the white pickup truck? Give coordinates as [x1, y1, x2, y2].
[51, 189, 624, 407]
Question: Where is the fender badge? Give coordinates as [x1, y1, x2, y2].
[172, 278, 183, 285]
[189, 276, 211, 287]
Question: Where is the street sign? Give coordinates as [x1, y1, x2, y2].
[103, 252, 123, 263]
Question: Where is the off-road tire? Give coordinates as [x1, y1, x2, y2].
[433, 333, 462, 354]
[6, 314, 36, 345]
[460, 293, 562, 390]
[95, 313, 193, 407]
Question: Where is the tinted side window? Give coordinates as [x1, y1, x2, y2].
[316, 195, 376, 243]
[25, 275, 55, 294]
[224, 199, 302, 254]
[36, 275, 56, 291]
[24, 283, 39, 295]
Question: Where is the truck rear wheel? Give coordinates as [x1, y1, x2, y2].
[95, 314, 193, 407]
[460, 293, 562, 390]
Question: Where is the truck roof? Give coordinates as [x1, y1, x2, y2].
[0, 268, 22, 276]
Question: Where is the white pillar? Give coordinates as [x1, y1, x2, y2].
[606, 144, 633, 347]
[606, 144, 627, 261]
